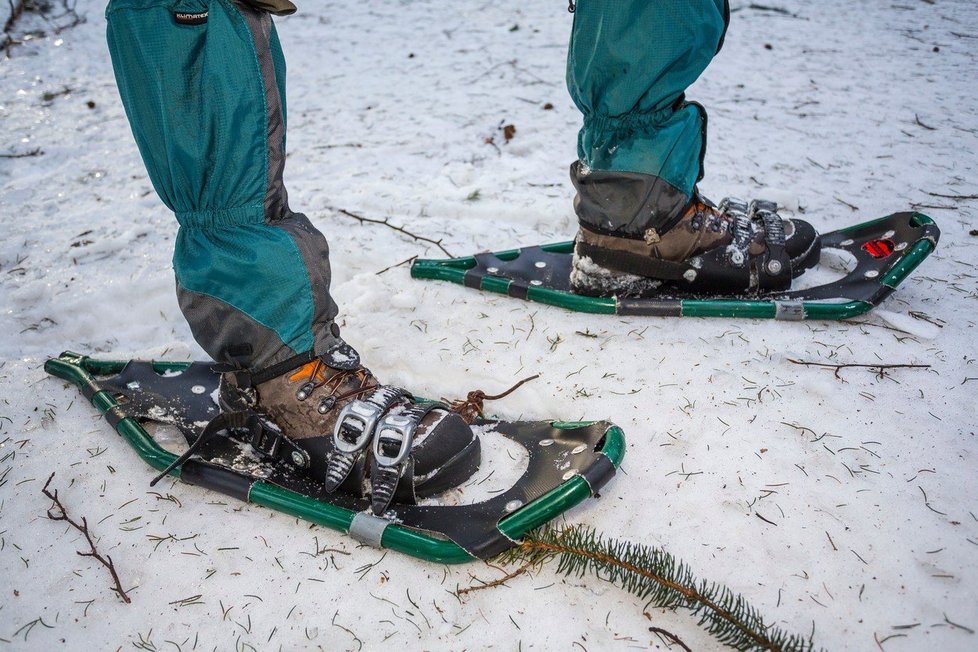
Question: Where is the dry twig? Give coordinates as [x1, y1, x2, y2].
[41, 472, 131, 603]
[330, 206, 455, 257]
[787, 358, 930, 380]
[449, 374, 540, 423]
[647, 624, 693, 652]
[375, 254, 417, 276]
[457, 560, 535, 596]
[0, 147, 43, 158]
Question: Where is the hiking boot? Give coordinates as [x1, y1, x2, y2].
[219, 349, 481, 515]
[568, 162, 821, 297]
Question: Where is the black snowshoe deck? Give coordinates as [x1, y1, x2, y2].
[411, 212, 939, 320]
[45, 352, 624, 563]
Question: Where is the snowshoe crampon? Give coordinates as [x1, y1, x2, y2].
[45, 352, 624, 563]
[411, 212, 939, 320]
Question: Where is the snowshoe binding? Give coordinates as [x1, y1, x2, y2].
[570, 197, 821, 298]
[210, 355, 483, 516]
[45, 351, 624, 562]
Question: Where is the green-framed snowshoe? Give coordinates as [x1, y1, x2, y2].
[411, 212, 939, 320]
[45, 352, 624, 563]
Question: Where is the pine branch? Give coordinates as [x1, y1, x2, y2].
[497, 525, 817, 652]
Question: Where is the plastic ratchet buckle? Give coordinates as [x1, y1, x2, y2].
[373, 412, 422, 468]
[369, 403, 443, 515]
[751, 200, 789, 289]
[323, 386, 407, 492]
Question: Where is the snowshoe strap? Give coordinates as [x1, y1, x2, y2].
[149, 411, 264, 486]
[370, 402, 449, 516]
[750, 200, 791, 292]
[245, 417, 312, 469]
[574, 231, 690, 281]
[718, 198, 791, 292]
[323, 386, 411, 492]
[149, 410, 313, 487]
[719, 198, 751, 268]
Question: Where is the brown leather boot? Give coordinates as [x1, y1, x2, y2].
[569, 160, 820, 297]
[219, 355, 481, 515]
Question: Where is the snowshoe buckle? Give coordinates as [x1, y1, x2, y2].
[324, 386, 410, 493]
[372, 413, 420, 468]
[752, 202, 791, 291]
[369, 403, 447, 515]
[369, 412, 420, 515]
[333, 399, 386, 454]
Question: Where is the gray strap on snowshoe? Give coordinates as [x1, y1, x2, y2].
[370, 402, 448, 516]
[323, 386, 409, 492]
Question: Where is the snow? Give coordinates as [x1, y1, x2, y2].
[570, 253, 663, 296]
[417, 425, 528, 507]
[1, 1, 977, 650]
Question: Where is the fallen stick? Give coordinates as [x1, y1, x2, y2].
[41, 473, 131, 603]
[330, 206, 455, 258]
[787, 358, 930, 380]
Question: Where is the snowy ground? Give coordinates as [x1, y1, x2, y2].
[2, 1, 977, 650]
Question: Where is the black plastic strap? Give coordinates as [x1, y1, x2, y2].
[80, 379, 102, 401]
[575, 239, 688, 281]
[180, 460, 253, 502]
[250, 350, 318, 386]
[104, 406, 127, 429]
[508, 281, 529, 300]
[149, 411, 262, 486]
[580, 455, 616, 495]
[366, 386, 412, 412]
[753, 204, 791, 292]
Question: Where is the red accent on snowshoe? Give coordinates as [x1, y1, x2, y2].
[861, 238, 896, 259]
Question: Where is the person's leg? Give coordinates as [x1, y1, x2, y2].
[566, 0, 819, 297]
[567, 0, 728, 235]
[106, 0, 348, 374]
[105, 0, 479, 511]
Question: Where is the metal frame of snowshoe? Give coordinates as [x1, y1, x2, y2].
[410, 212, 939, 320]
[45, 352, 625, 564]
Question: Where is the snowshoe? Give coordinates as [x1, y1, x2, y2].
[45, 352, 624, 562]
[411, 211, 939, 321]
